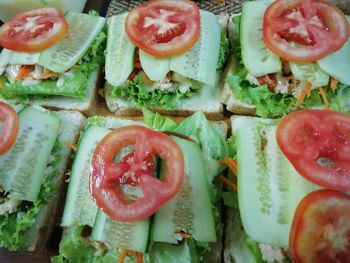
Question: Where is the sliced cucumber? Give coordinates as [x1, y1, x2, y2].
[0, 106, 60, 202]
[234, 117, 319, 247]
[0, 49, 12, 67]
[151, 136, 216, 244]
[139, 50, 170, 81]
[290, 62, 329, 88]
[9, 50, 40, 65]
[61, 125, 110, 227]
[240, 0, 281, 76]
[39, 12, 106, 73]
[317, 37, 350, 85]
[91, 209, 150, 253]
[105, 13, 135, 86]
[170, 10, 220, 86]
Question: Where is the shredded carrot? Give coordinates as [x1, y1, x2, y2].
[41, 69, 56, 79]
[64, 141, 78, 152]
[319, 87, 330, 109]
[117, 249, 128, 263]
[118, 249, 143, 263]
[219, 157, 237, 176]
[219, 175, 237, 192]
[330, 77, 338, 91]
[175, 230, 192, 239]
[295, 82, 312, 107]
[16, 65, 34, 80]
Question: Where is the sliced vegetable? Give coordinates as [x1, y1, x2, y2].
[263, 0, 350, 62]
[0, 102, 19, 155]
[125, 0, 200, 57]
[290, 189, 350, 263]
[276, 109, 350, 192]
[90, 125, 184, 221]
[0, 7, 68, 52]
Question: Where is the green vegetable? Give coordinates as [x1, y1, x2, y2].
[0, 139, 61, 250]
[111, 75, 200, 110]
[217, 30, 230, 70]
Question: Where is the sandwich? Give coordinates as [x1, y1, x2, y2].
[0, 7, 106, 114]
[222, 0, 350, 118]
[0, 100, 86, 251]
[52, 110, 231, 262]
[103, 0, 230, 120]
[224, 109, 350, 262]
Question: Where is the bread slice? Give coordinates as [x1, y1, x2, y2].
[102, 14, 230, 120]
[7, 70, 101, 116]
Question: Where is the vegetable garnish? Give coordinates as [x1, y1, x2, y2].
[263, 0, 350, 62]
[125, 0, 200, 58]
[219, 175, 237, 192]
[0, 7, 68, 52]
[330, 77, 338, 91]
[219, 157, 238, 176]
[90, 125, 184, 222]
[276, 109, 350, 192]
[63, 141, 78, 152]
[289, 189, 350, 263]
[118, 248, 143, 263]
[318, 87, 330, 108]
[0, 102, 19, 155]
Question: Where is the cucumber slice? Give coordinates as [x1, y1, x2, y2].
[290, 62, 329, 88]
[9, 50, 40, 65]
[139, 50, 170, 81]
[39, 12, 106, 73]
[105, 14, 135, 86]
[234, 117, 319, 247]
[91, 209, 150, 253]
[0, 49, 12, 67]
[61, 125, 110, 227]
[240, 0, 281, 76]
[0, 106, 60, 202]
[170, 10, 220, 86]
[317, 38, 350, 85]
[151, 136, 216, 244]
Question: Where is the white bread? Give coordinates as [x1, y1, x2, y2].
[23, 109, 87, 252]
[102, 14, 230, 121]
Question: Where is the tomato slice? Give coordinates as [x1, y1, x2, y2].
[125, 0, 200, 58]
[263, 0, 350, 62]
[0, 7, 68, 52]
[0, 102, 19, 155]
[90, 125, 184, 222]
[276, 109, 350, 192]
[290, 189, 350, 263]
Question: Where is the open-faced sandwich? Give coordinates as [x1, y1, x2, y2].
[52, 110, 232, 262]
[0, 7, 106, 113]
[103, 0, 230, 120]
[224, 109, 350, 262]
[222, 0, 350, 117]
[0, 100, 86, 251]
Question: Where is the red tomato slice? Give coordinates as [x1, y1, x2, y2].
[125, 0, 200, 58]
[0, 7, 68, 52]
[0, 102, 19, 155]
[290, 189, 350, 263]
[263, 0, 350, 62]
[276, 109, 350, 192]
[90, 125, 184, 222]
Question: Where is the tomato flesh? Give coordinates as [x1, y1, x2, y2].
[276, 109, 350, 192]
[0, 102, 19, 155]
[90, 125, 184, 222]
[290, 189, 350, 263]
[263, 0, 350, 62]
[125, 0, 200, 58]
[0, 7, 68, 52]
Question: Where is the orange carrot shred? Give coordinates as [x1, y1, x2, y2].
[118, 249, 128, 263]
[295, 82, 312, 107]
[136, 252, 143, 263]
[64, 141, 78, 152]
[16, 65, 34, 80]
[330, 77, 338, 91]
[219, 157, 237, 176]
[219, 175, 237, 192]
[319, 87, 330, 109]
[175, 230, 192, 239]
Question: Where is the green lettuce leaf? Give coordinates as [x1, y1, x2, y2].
[217, 30, 230, 70]
[142, 108, 177, 131]
[227, 15, 350, 117]
[0, 139, 61, 250]
[111, 75, 200, 110]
